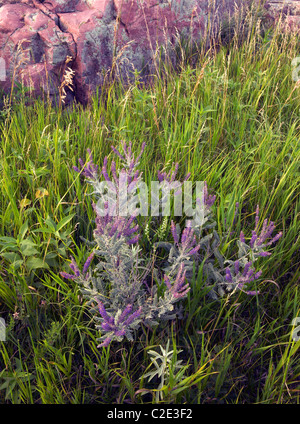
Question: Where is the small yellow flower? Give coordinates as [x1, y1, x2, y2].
[35, 188, 49, 199]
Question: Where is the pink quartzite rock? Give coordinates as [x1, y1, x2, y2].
[0, 0, 299, 105]
[0, 1, 76, 102]
[264, 1, 300, 30]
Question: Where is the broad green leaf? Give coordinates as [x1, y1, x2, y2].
[45, 252, 58, 259]
[57, 247, 66, 256]
[26, 257, 49, 271]
[19, 220, 29, 241]
[20, 239, 40, 256]
[0, 237, 17, 244]
[11, 260, 23, 270]
[1, 252, 22, 263]
[32, 228, 54, 234]
[56, 214, 75, 231]
[0, 244, 19, 253]
[45, 216, 57, 231]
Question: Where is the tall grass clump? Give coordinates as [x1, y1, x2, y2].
[0, 2, 299, 404]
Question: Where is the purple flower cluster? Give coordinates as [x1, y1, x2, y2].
[170, 221, 200, 257]
[78, 142, 147, 247]
[60, 252, 94, 280]
[93, 202, 139, 245]
[239, 231, 246, 243]
[164, 263, 190, 299]
[240, 205, 282, 254]
[111, 140, 146, 167]
[225, 260, 262, 295]
[97, 302, 142, 347]
[82, 252, 95, 275]
[203, 181, 216, 209]
[103, 141, 146, 187]
[73, 148, 99, 181]
[157, 162, 191, 183]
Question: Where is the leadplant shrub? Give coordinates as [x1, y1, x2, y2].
[60, 141, 282, 348]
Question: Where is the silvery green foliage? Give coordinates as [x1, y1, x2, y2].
[61, 142, 282, 347]
[141, 339, 188, 402]
[154, 223, 200, 283]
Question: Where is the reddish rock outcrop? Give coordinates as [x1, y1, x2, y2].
[0, 0, 299, 105]
[265, 1, 300, 30]
[0, 1, 76, 102]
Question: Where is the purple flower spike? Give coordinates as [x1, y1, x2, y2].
[225, 260, 262, 295]
[245, 290, 260, 296]
[60, 271, 77, 280]
[61, 257, 81, 280]
[177, 225, 200, 257]
[69, 257, 80, 277]
[225, 268, 233, 282]
[97, 336, 112, 348]
[234, 260, 240, 275]
[118, 304, 133, 323]
[170, 163, 179, 182]
[111, 145, 125, 161]
[203, 181, 216, 208]
[82, 252, 95, 275]
[173, 264, 190, 299]
[240, 231, 245, 243]
[157, 162, 190, 185]
[250, 231, 258, 248]
[127, 234, 140, 245]
[243, 261, 252, 276]
[123, 306, 142, 326]
[188, 245, 200, 256]
[258, 251, 272, 257]
[111, 161, 118, 183]
[98, 301, 114, 324]
[170, 221, 179, 245]
[110, 141, 146, 177]
[97, 302, 143, 348]
[257, 220, 274, 246]
[114, 329, 126, 338]
[254, 270, 262, 279]
[73, 149, 99, 181]
[183, 172, 191, 182]
[165, 264, 190, 300]
[241, 205, 283, 253]
[127, 141, 132, 158]
[266, 232, 282, 247]
[157, 170, 164, 183]
[94, 205, 139, 246]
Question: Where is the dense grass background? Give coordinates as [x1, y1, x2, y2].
[0, 7, 299, 403]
